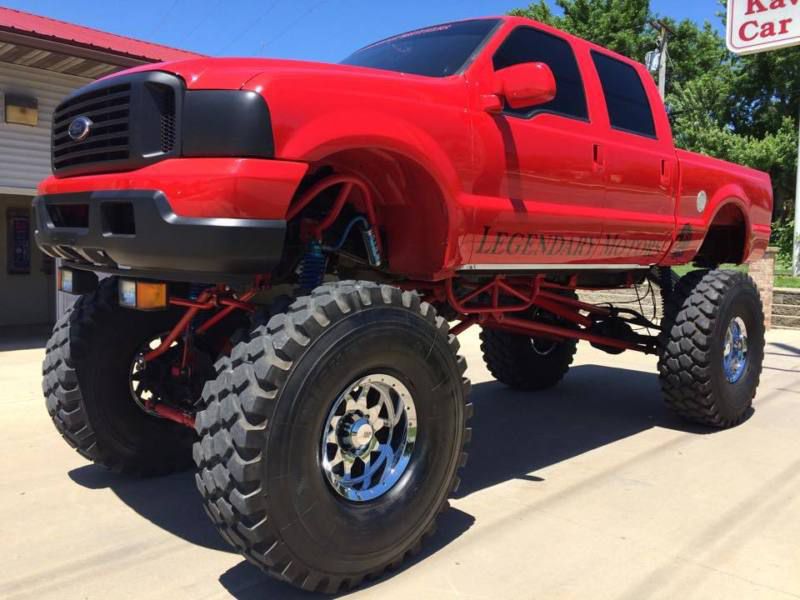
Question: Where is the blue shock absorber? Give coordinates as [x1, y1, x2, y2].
[360, 223, 382, 267]
[298, 240, 327, 292]
[323, 216, 383, 267]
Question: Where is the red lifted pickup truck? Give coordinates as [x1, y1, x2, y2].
[37, 16, 772, 592]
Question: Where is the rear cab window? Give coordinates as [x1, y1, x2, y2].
[591, 51, 656, 138]
[492, 26, 588, 121]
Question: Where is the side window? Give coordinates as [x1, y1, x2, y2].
[591, 51, 656, 138]
[492, 27, 588, 120]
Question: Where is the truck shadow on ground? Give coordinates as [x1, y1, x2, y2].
[454, 363, 710, 498]
[0, 325, 51, 351]
[68, 363, 714, 598]
[767, 342, 800, 358]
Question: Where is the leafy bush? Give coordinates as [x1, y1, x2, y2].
[772, 218, 795, 267]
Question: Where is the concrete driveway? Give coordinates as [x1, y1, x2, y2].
[1, 327, 799, 599]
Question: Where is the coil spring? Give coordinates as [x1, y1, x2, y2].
[657, 266, 676, 314]
[298, 241, 327, 292]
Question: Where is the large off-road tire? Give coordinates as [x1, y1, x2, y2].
[42, 277, 195, 475]
[658, 269, 764, 428]
[479, 291, 579, 391]
[193, 281, 471, 593]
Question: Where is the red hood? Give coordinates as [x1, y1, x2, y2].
[102, 57, 435, 90]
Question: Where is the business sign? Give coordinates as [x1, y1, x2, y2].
[727, 0, 800, 55]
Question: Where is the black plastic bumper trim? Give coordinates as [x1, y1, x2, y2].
[34, 190, 285, 283]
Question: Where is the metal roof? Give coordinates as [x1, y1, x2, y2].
[0, 7, 201, 79]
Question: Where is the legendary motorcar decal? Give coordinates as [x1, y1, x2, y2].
[474, 225, 666, 259]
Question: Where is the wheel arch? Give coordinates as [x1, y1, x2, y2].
[288, 134, 465, 278]
[694, 195, 752, 266]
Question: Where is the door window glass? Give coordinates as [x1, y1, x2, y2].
[492, 27, 588, 120]
[592, 51, 656, 137]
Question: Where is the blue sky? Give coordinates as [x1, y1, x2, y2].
[5, 1, 722, 62]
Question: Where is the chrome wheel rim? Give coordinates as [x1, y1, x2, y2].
[723, 316, 748, 384]
[531, 337, 558, 356]
[321, 374, 417, 502]
[129, 333, 178, 414]
[528, 306, 560, 356]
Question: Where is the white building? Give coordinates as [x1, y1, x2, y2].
[0, 7, 197, 330]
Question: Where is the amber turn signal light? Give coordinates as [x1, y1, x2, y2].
[119, 279, 168, 310]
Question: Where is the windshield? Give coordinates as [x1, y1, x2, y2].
[341, 19, 500, 78]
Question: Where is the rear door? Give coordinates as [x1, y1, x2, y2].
[589, 51, 677, 264]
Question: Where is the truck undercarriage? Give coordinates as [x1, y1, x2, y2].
[51, 173, 670, 431]
[97, 269, 664, 430]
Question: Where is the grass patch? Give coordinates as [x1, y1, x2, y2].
[775, 275, 800, 289]
[671, 264, 747, 277]
[775, 260, 800, 289]
[775, 266, 800, 289]
[670, 263, 800, 287]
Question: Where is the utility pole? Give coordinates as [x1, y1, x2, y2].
[794, 102, 800, 276]
[651, 20, 675, 99]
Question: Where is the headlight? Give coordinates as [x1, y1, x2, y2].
[181, 90, 274, 158]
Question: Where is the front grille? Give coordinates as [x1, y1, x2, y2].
[155, 86, 177, 153]
[52, 84, 131, 171]
[51, 71, 183, 178]
[161, 113, 176, 153]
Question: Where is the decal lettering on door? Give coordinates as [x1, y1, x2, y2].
[473, 225, 665, 260]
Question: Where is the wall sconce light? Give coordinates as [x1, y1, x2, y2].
[4, 93, 38, 126]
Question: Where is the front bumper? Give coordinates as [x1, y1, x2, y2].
[35, 190, 286, 282]
[34, 158, 308, 282]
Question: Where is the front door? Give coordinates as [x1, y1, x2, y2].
[466, 25, 607, 268]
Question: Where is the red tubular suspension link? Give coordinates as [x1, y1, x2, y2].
[142, 289, 216, 363]
[148, 402, 196, 428]
[312, 182, 353, 237]
[139, 283, 263, 428]
[450, 318, 479, 336]
[423, 274, 655, 354]
[195, 289, 258, 335]
[491, 315, 643, 353]
[285, 174, 383, 255]
[143, 286, 258, 363]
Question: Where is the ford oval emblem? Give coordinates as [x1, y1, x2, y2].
[68, 116, 93, 142]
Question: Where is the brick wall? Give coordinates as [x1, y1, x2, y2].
[749, 246, 777, 330]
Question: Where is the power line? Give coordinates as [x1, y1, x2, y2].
[148, 0, 182, 39]
[258, 0, 327, 54]
[217, 0, 281, 54]
[174, 0, 227, 47]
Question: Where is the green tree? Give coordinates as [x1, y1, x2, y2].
[512, 1, 726, 93]
[510, 0, 653, 59]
